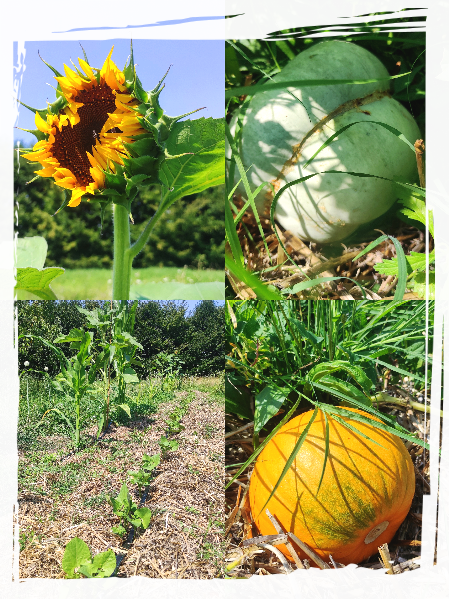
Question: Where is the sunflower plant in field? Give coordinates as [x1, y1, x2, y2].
[18, 300, 142, 449]
[18, 42, 224, 299]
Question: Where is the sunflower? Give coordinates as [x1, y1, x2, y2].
[22, 47, 146, 207]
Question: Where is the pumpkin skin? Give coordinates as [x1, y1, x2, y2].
[228, 40, 421, 243]
[248, 407, 415, 565]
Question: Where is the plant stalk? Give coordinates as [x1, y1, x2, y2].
[113, 204, 132, 300]
[75, 394, 80, 448]
[373, 392, 442, 417]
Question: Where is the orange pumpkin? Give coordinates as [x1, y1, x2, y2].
[249, 407, 415, 566]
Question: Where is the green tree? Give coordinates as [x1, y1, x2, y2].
[184, 301, 225, 374]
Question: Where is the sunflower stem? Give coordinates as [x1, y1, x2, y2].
[113, 203, 132, 299]
[128, 204, 165, 262]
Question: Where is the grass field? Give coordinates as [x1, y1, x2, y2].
[18, 267, 225, 300]
[18, 374, 224, 579]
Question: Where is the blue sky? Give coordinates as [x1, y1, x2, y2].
[0, 0, 224, 145]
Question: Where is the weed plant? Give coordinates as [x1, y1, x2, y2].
[18, 377, 174, 451]
[226, 300, 433, 490]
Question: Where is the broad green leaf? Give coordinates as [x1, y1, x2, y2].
[62, 537, 91, 578]
[15, 267, 64, 299]
[308, 360, 373, 394]
[225, 372, 253, 420]
[397, 187, 433, 237]
[319, 375, 372, 407]
[159, 117, 224, 206]
[436, 48, 449, 81]
[54, 328, 85, 343]
[0, 236, 64, 300]
[134, 508, 152, 529]
[374, 251, 434, 276]
[119, 331, 144, 350]
[254, 385, 289, 433]
[122, 367, 139, 384]
[78, 550, 116, 578]
[131, 281, 224, 300]
[118, 403, 132, 418]
[16, 236, 47, 269]
[142, 453, 161, 471]
[409, 271, 435, 299]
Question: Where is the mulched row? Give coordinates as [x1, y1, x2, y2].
[18, 389, 224, 579]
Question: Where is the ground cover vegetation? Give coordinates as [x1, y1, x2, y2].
[225, 11, 430, 300]
[225, 299, 435, 576]
[17, 300, 225, 578]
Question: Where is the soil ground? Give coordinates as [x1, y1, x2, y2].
[17, 384, 224, 579]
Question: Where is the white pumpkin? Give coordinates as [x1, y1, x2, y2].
[228, 40, 421, 244]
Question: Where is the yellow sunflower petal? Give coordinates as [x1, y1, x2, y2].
[89, 167, 105, 187]
[35, 111, 52, 133]
[68, 189, 85, 207]
[21, 150, 51, 162]
[100, 47, 115, 78]
[78, 57, 96, 81]
[63, 64, 85, 88]
[35, 167, 56, 177]
[53, 178, 76, 190]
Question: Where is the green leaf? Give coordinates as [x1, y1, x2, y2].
[409, 271, 435, 299]
[54, 328, 85, 343]
[131, 281, 224, 300]
[15, 267, 64, 300]
[225, 254, 282, 299]
[158, 117, 225, 206]
[122, 367, 139, 384]
[225, 372, 254, 420]
[142, 453, 161, 471]
[118, 403, 132, 418]
[254, 385, 289, 433]
[399, 195, 434, 245]
[308, 360, 373, 394]
[435, 48, 449, 81]
[62, 537, 91, 578]
[319, 375, 372, 407]
[16, 236, 48, 269]
[134, 507, 152, 529]
[374, 251, 434, 276]
[0, 237, 64, 300]
[78, 550, 116, 578]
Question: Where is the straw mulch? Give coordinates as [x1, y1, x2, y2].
[227, 193, 431, 300]
[226, 400, 449, 599]
[18, 390, 224, 579]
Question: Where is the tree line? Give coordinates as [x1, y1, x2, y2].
[14, 151, 224, 270]
[18, 300, 224, 377]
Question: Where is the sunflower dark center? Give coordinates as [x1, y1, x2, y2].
[51, 83, 116, 186]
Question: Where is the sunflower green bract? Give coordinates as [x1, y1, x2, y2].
[230, 41, 421, 244]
